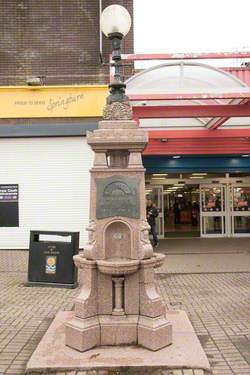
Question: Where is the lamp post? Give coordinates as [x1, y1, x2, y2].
[100, 5, 131, 105]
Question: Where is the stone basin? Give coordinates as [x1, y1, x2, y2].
[153, 252, 166, 268]
[97, 258, 140, 275]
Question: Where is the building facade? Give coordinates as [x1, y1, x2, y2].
[1, 1, 250, 249]
[126, 60, 250, 239]
[0, 0, 133, 249]
[0, 0, 134, 85]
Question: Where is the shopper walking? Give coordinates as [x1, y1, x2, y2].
[146, 199, 159, 247]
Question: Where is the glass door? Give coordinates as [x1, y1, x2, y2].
[230, 184, 250, 237]
[200, 184, 228, 237]
[146, 185, 164, 238]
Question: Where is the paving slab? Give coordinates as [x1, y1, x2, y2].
[156, 252, 250, 274]
[26, 310, 210, 373]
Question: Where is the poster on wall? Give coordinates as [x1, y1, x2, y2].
[0, 184, 19, 227]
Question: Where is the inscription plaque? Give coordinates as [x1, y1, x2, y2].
[96, 175, 140, 219]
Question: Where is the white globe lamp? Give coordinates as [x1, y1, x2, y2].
[100, 5, 132, 104]
[100, 4, 131, 39]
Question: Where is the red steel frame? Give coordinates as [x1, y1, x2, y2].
[133, 104, 250, 119]
[122, 51, 250, 61]
[116, 51, 250, 155]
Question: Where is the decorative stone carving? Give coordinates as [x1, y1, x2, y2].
[140, 220, 151, 244]
[86, 220, 96, 244]
[103, 102, 133, 120]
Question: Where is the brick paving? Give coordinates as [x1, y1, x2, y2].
[0, 249, 249, 375]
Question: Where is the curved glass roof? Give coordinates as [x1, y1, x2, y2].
[126, 61, 250, 130]
[126, 61, 247, 94]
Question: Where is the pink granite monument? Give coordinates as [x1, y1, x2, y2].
[65, 4, 172, 353]
[65, 116, 173, 352]
[25, 7, 211, 374]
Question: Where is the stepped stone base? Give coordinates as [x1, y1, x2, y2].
[26, 310, 210, 374]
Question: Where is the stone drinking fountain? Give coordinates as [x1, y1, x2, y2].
[65, 4, 173, 353]
[25, 7, 210, 373]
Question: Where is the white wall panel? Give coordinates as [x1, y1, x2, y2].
[0, 137, 94, 249]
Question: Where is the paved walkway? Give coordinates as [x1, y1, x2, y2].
[156, 238, 250, 273]
[0, 240, 250, 375]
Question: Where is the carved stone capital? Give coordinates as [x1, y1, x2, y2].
[103, 102, 133, 120]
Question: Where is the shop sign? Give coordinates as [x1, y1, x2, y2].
[0, 85, 107, 118]
[0, 184, 18, 202]
[0, 184, 19, 227]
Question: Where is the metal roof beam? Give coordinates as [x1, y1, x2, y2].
[129, 92, 250, 101]
[206, 99, 250, 129]
[133, 104, 250, 119]
[148, 129, 250, 139]
[122, 51, 250, 61]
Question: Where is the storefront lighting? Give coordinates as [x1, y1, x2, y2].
[26, 76, 42, 86]
[152, 174, 168, 176]
[190, 176, 205, 179]
[241, 154, 250, 157]
[173, 155, 181, 159]
[192, 173, 208, 176]
[151, 177, 166, 180]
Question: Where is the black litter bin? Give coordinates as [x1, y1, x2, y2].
[27, 230, 79, 288]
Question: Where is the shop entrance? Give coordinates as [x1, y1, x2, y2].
[200, 184, 228, 237]
[146, 177, 250, 238]
[164, 184, 200, 238]
[200, 183, 250, 237]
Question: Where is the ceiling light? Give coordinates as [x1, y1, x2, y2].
[190, 176, 205, 179]
[152, 174, 168, 177]
[151, 177, 166, 180]
[173, 155, 181, 159]
[192, 173, 208, 176]
[242, 155, 250, 158]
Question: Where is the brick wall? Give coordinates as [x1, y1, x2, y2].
[0, 0, 134, 85]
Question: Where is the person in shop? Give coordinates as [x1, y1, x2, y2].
[191, 201, 199, 226]
[214, 196, 221, 231]
[146, 199, 159, 247]
[173, 198, 181, 225]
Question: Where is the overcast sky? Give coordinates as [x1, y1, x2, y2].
[134, 0, 250, 67]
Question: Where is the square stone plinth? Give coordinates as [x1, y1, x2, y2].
[99, 315, 138, 346]
[26, 310, 210, 373]
[65, 316, 100, 352]
[138, 315, 172, 351]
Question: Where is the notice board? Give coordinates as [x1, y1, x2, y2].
[0, 184, 19, 227]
